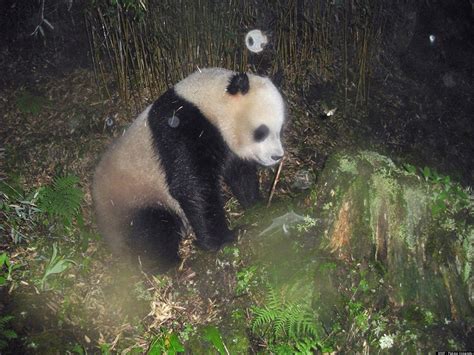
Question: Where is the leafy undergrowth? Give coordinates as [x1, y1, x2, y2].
[0, 176, 200, 352]
[2, 168, 471, 353]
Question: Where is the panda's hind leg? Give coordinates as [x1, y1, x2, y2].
[128, 206, 183, 270]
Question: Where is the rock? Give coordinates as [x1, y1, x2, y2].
[314, 151, 473, 321]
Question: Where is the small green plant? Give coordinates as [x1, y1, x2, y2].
[15, 91, 48, 114]
[296, 215, 318, 232]
[71, 343, 85, 354]
[148, 331, 184, 355]
[251, 286, 327, 353]
[231, 309, 245, 321]
[0, 253, 22, 286]
[37, 175, 83, 226]
[0, 315, 17, 350]
[235, 266, 257, 296]
[39, 243, 76, 290]
[202, 326, 229, 355]
[423, 168, 463, 216]
[99, 342, 112, 355]
[402, 163, 417, 175]
[221, 246, 240, 267]
[347, 300, 369, 332]
[179, 324, 195, 342]
[222, 246, 240, 259]
[345, 270, 371, 332]
[405, 164, 470, 217]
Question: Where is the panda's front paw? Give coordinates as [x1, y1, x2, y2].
[196, 229, 237, 251]
[196, 238, 220, 251]
[222, 228, 238, 243]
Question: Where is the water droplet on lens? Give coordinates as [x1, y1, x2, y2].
[168, 115, 180, 128]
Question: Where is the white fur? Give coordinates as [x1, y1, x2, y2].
[175, 68, 285, 166]
[92, 105, 185, 253]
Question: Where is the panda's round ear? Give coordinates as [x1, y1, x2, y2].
[227, 73, 250, 95]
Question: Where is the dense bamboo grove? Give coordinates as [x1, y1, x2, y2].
[86, 0, 386, 103]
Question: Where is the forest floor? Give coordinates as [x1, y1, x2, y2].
[0, 44, 473, 352]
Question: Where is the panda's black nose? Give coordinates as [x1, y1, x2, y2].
[271, 155, 283, 161]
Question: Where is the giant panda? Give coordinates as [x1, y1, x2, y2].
[92, 68, 285, 268]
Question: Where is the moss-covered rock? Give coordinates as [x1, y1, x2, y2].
[314, 150, 473, 321]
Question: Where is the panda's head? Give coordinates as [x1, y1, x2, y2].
[175, 68, 285, 167]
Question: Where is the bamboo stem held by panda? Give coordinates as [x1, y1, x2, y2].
[267, 156, 284, 208]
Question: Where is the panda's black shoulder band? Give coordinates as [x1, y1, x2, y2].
[227, 72, 249, 95]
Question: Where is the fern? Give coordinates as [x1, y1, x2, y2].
[37, 175, 83, 225]
[251, 306, 276, 333]
[294, 338, 322, 354]
[251, 286, 319, 346]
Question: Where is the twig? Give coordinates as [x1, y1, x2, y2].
[30, 0, 54, 36]
[266, 156, 285, 208]
[223, 340, 231, 355]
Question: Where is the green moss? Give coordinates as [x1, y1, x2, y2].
[367, 172, 400, 244]
[399, 186, 429, 249]
[357, 150, 397, 171]
[338, 155, 358, 175]
[462, 230, 473, 284]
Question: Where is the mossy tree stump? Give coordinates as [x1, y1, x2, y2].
[314, 151, 473, 321]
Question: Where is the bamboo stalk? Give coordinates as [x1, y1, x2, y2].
[267, 157, 285, 208]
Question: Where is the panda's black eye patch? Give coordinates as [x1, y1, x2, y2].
[254, 124, 269, 142]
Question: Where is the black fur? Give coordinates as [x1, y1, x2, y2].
[127, 207, 182, 269]
[223, 156, 261, 208]
[227, 73, 249, 95]
[136, 89, 259, 261]
[253, 124, 270, 142]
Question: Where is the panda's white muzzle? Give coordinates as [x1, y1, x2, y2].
[256, 142, 284, 166]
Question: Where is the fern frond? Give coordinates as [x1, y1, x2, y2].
[1, 329, 17, 340]
[295, 337, 319, 354]
[296, 314, 318, 338]
[37, 175, 83, 224]
[251, 285, 319, 345]
[274, 312, 287, 339]
[267, 285, 282, 310]
[251, 306, 277, 334]
[0, 316, 14, 327]
[286, 303, 301, 339]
